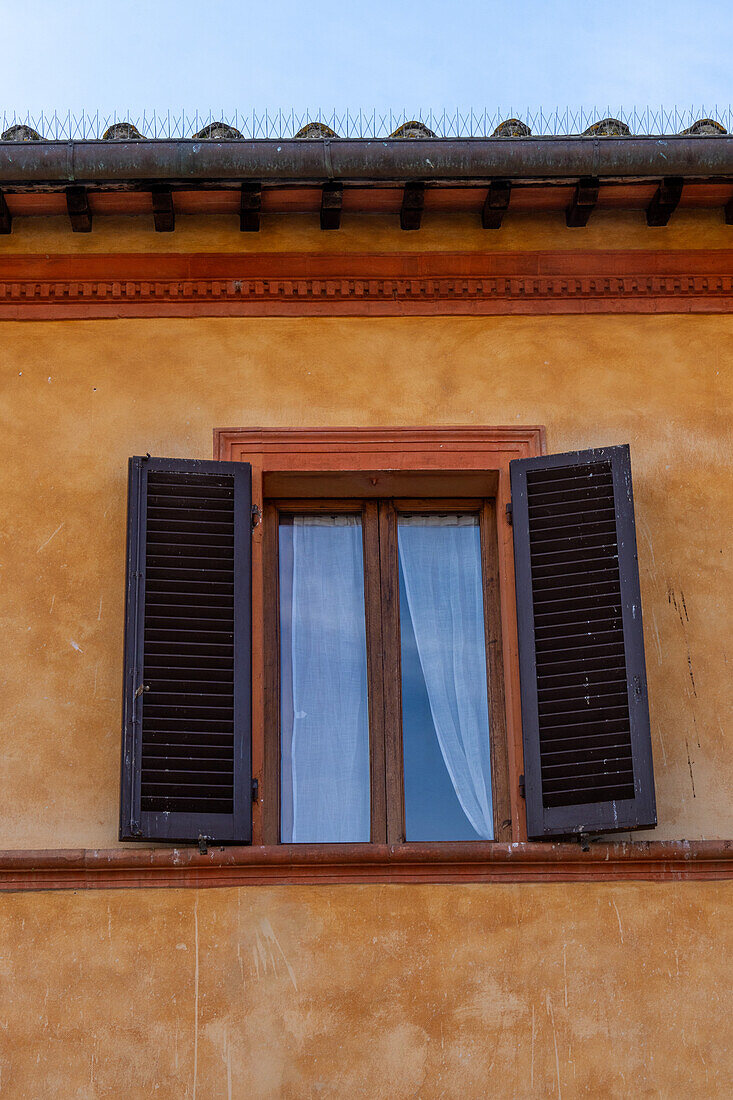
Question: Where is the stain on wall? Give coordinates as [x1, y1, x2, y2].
[0, 883, 731, 1099]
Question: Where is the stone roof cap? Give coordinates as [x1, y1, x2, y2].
[2, 115, 729, 143]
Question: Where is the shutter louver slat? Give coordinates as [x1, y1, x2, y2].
[511, 445, 656, 838]
[120, 456, 252, 844]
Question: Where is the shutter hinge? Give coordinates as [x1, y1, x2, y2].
[505, 501, 513, 525]
[519, 774, 525, 799]
[251, 777, 259, 803]
[198, 834, 213, 855]
[251, 504, 262, 529]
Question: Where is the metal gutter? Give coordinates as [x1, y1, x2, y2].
[0, 137, 731, 186]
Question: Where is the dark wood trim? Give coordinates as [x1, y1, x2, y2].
[480, 500, 512, 842]
[273, 498, 364, 514]
[1, 841, 731, 889]
[265, 473, 498, 500]
[320, 182, 343, 231]
[1, 249, 730, 320]
[379, 502, 405, 843]
[363, 501, 387, 843]
[0, 189, 11, 234]
[647, 177, 684, 227]
[400, 182, 425, 230]
[566, 177, 599, 228]
[481, 180, 512, 229]
[261, 502, 280, 844]
[65, 186, 92, 233]
[240, 180, 261, 232]
[151, 186, 175, 232]
[392, 497, 484, 512]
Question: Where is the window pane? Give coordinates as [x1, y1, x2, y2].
[280, 515, 370, 842]
[398, 515, 493, 841]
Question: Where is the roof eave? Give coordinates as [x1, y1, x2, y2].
[0, 136, 731, 186]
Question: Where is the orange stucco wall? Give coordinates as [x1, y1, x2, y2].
[2, 310, 730, 847]
[1, 212, 731, 1097]
[0, 207, 730, 255]
[1, 882, 732, 1098]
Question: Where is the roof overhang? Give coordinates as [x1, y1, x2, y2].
[0, 138, 731, 231]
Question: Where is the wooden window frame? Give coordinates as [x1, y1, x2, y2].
[215, 426, 546, 846]
[269, 497, 508, 845]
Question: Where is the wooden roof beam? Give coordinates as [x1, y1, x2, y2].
[400, 182, 424, 230]
[566, 177, 599, 227]
[481, 180, 511, 228]
[320, 182, 343, 230]
[646, 177, 683, 226]
[66, 186, 92, 232]
[152, 185, 175, 232]
[240, 180, 261, 232]
[0, 190, 11, 234]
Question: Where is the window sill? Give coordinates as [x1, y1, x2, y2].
[1, 840, 731, 890]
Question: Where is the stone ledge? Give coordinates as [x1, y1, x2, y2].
[1, 840, 731, 889]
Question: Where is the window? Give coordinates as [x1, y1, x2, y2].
[399, 513, 492, 842]
[278, 511, 370, 844]
[120, 430, 657, 852]
[268, 500, 507, 845]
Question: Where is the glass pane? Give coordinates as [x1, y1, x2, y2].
[279, 515, 370, 842]
[398, 515, 493, 841]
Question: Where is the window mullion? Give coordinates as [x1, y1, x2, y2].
[362, 501, 387, 843]
[378, 501, 406, 845]
[480, 500, 513, 841]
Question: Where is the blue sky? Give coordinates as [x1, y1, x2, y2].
[2, 0, 731, 115]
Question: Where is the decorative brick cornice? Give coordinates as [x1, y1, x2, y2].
[0, 250, 730, 318]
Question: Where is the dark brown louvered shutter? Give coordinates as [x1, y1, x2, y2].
[120, 456, 252, 844]
[510, 445, 656, 839]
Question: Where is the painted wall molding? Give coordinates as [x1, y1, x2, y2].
[0, 841, 731, 890]
[0, 250, 730, 318]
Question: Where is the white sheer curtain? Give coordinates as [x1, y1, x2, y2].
[280, 515, 370, 843]
[397, 516, 494, 839]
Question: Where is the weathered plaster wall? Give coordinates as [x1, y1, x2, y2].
[1, 882, 731, 1098]
[0, 215, 731, 1097]
[1, 311, 731, 847]
[0, 208, 730, 254]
